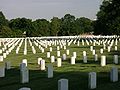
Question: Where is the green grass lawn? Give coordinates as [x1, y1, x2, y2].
[0, 38, 120, 90]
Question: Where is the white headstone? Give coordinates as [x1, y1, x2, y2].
[115, 46, 117, 51]
[5, 62, 11, 70]
[57, 46, 60, 50]
[41, 48, 44, 53]
[18, 87, 31, 90]
[20, 63, 26, 71]
[73, 52, 77, 58]
[38, 58, 42, 65]
[83, 56, 87, 63]
[71, 57, 75, 64]
[57, 58, 62, 67]
[110, 67, 118, 82]
[21, 68, 29, 84]
[47, 64, 53, 78]
[83, 51, 86, 56]
[62, 54, 67, 60]
[40, 60, 45, 70]
[47, 52, 50, 58]
[6, 50, 9, 55]
[51, 56, 55, 63]
[60, 45, 63, 49]
[57, 51, 60, 57]
[58, 79, 68, 90]
[90, 46, 93, 51]
[32, 47, 36, 54]
[93, 42, 95, 46]
[100, 48, 103, 54]
[0, 67, 5, 77]
[50, 47, 52, 52]
[66, 49, 69, 55]
[88, 72, 96, 89]
[101, 56, 106, 66]
[77, 41, 80, 46]
[24, 50, 27, 55]
[64, 46, 66, 50]
[82, 40, 84, 46]
[0, 49, 2, 54]
[22, 59, 27, 67]
[0, 56, 3, 62]
[108, 46, 111, 52]
[16, 48, 19, 54]
[103, 44, 106, 49]
[94, 54, 98, 61]
[92, 50, 95, 55]
[3, 53, 7, 58]
[114, 55, 118, 64]
[2, 48, 5, 52]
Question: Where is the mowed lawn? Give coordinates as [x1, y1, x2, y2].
[0, 38, 120, 90]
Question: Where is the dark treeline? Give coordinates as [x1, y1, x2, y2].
[0, 12, 93, 37]
[94, 0, 120, 35]
[0, 0, 120, 37]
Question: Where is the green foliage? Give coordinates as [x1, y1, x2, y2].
[9, 18, 33, 37]
[75, 17, 93, 34]
[59, 14, 76, 36]
[0, 39, 120, 90]
[94, 0, 120, 35]
[50, 17, 61, 36]
[32, 19, 50, 36]
[0, 11, 8, 27]
[0, 11, 94, 37]
[0, 26, 13, 37]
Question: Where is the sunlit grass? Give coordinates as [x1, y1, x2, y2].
[0, 38, 120, 90]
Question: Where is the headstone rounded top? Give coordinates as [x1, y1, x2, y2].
[18, 87, 31, 90]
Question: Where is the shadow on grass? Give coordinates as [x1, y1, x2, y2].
[0, 67, 119, 90]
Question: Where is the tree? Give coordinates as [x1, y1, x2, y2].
[32, 19, 50, 36]
[94, 0, 120, 35]
[50, 17, 61, 36]
[9, 18, 33, 37]
[75, 17, 93, 34]
[0, 26, 13, 37]
[0, 11, 10, 37]
[58, 14, 76, 36]
[0, 11, 8, 27]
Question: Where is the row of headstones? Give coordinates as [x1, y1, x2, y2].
[57, 67, 118, 90]
[15, 36, 120, 56]
[21, 38, 67, 55]
[29, 38, 119, 67]
[35, 37, 118, 54]
[81, 39, 118, 53]
[0, 60, 29, 83]
[0, 59, 53, 82]
[0, 53, 118, 85]
[0, 36, 119, 57]
[0, 39, 22, 61]
[16, 38, 36, 55]
[20, 38, 84, 55]
[34, 36, 119, 47]
[36, 51, 119, 77]
[18, 66, 119, 90]
[16, 39, 24, 54]
[44, 49, 119, 66]
[0, 37, 119, 48]
[1, 49, 118, 72]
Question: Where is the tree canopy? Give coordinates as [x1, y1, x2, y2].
[94, 0, 120, 35]
[0, 11, 93, 37]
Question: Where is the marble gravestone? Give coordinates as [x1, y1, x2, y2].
[58, 79, 68, 90]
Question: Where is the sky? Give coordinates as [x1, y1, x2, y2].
[0, 0, 102, 20]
